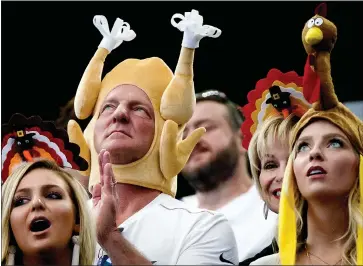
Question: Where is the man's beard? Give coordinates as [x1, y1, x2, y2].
[182, 138, 240, 192]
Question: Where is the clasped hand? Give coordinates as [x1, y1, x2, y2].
[92, 149, 120, 246]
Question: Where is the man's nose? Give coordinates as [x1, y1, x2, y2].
[112, 106, 129, 123]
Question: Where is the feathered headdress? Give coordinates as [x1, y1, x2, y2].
[278, 3, 363, 265]
[241, 68, 316, 150]
[1, 113, 89, 183]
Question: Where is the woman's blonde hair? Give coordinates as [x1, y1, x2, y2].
[248, 114, 299, 196]
[1, 159, 96, 265]
[290, 120, 362, 265]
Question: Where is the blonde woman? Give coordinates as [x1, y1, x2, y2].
[1, 159, 96, 266]
[240, 68, 312, 264]
[239, 116, 298, 265]
[248, 115, 298, 216]
[251, 3, 363, 265]
[251, 108, 362, 265]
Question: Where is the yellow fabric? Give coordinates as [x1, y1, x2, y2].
[278, 155, 297, 265]
[74, 48, 109, 120]
[278, 7, 363, 265]
[68, 47, 205, 197]
[67, 120, 91, 177]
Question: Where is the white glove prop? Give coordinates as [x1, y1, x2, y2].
[171, 9, 221, 49]
[93, 15, 136, 52]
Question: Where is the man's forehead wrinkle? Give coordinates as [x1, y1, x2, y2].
[107, 84, 165, 113]
[106, 87, 151, 104]
[125, 86, 153, 106]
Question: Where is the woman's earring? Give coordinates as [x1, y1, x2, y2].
[263, 202, 269, 220]
[71, 236, 80, 265]
[7, 245, 16, 265]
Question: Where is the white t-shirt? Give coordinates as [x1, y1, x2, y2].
[182, 185, 278, 262]
[92, 193, 239, 265]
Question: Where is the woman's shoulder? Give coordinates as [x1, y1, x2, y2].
[249, 253, 280, 265]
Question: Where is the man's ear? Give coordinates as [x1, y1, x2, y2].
[235, 129, 246, 155]
[245, 150, 253, 179]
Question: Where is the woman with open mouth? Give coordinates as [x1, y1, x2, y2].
[239, 68, 312, 265]
[1, 159, 96, 266]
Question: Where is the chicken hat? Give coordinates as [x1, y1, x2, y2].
[278, 3, 363, 265]
[68, 10, 221, 197]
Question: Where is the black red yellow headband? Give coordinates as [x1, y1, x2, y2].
[1, 113, 88, 183]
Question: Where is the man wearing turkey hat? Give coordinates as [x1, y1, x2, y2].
[68, 10, 238, 265]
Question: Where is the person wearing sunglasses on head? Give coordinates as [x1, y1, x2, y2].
[181, 89, 278, 262]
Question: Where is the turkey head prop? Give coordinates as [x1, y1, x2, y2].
[301, 2, 338, 110]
